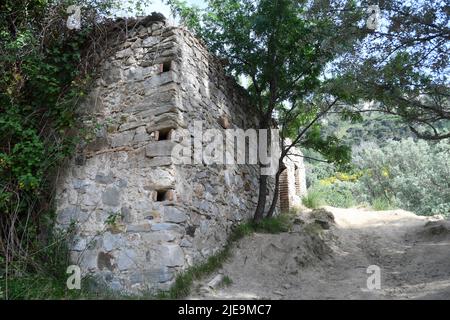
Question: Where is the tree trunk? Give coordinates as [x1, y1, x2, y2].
[266, 159, 285, 218]
[266, 170, 281, 218]
[253, 172, 268, 222]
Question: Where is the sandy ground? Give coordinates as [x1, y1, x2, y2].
[190, 206, 450, 300]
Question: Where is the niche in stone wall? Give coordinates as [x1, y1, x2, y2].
[161, 61, 172, 73]
[153, 128, 174, 141]
[153, 189, 175, 202]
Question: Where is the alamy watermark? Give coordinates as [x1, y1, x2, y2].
[169, 121, 281, 176]
[66, 5, 82, 30]
[366, 265, 381, 290]
[66, 265, 81, 290]
[366, 5, 380, 31]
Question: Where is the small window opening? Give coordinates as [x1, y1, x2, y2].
[162, 61, 172, 73]
[157, 128, 173, 141]
[156, 190, 168, 202]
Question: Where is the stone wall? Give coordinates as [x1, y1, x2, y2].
[55, 16, 305, 294]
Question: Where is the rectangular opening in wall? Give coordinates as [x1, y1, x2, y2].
[156, 190, 168, 202]
[156, 128, 173, 141]
[162, 61, 172, 73]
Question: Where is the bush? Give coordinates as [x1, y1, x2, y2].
[305, 138, 450, 217]
[353, 139, 450, 217]
[320, 181, 357, 208]
[302, 188, 326, 209]
[303, 180, 357, 209]
[0, 0, 152, 299]
[251, 214, 292, 233]
[371, 197, 393, 211]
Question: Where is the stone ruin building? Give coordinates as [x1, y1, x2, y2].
[55, 14, 307, 293]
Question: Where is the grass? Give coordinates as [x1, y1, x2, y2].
[371, 197, 393, 211]
[157, 213, 292, 299]
[250, 213, 292, 233]
[220, 275, 233, 287]
[302, 189, 325, 209]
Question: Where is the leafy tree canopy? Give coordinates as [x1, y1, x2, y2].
[332, 0, 450, 140]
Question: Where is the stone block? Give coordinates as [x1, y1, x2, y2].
[142, 36, 160, 47]
[102, 187, 121, 207]
[145, 141, 176, 158]
[180, 238, 192, 247]
[130, 268, 174, 285]
[116, 48, 133, 59]
[144, 168, 175, 191]
[218, 114, 231, 129]
[163, 206, 187, 223]
[110, 131, 134, 148]
[151, 223, 183, 232]
[126, 223, 152, 233]
[95, 172, 114, 184]
[141, 230, 177, 243]
[102, 67, 122, 85]
[135, 105, 179, 119]
[158, 244, 185, 267]
[103, 232, 125, 251]
[164, 189, 175, 201]
[147, 156, 173, 167]
[56, 206, 82, 225]
[143, 71, 175, 90]
[116, 248, 138, 271]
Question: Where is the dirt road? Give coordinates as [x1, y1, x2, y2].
[191, 207, 450, 299]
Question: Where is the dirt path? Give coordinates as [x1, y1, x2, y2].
[190, 207, 450, 300]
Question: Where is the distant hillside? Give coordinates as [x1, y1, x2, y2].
[320, 111, 450, 148]
[320, 112, 414, 147]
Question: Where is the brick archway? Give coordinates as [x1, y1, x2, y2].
[279, 168, 289, 212]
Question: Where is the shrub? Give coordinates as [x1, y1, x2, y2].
[353, 139, 450, 217]
[319, 181, 357, 208]
[371, 197, 393, 211]
[302, 188, 326, 209]
[303, 180, 358, 209]
[251, 214, 292, 233]
[0, 0, 150, 299]
[220, 276, 233, 287]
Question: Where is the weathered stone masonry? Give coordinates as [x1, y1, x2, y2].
[55, 16, 306, 293]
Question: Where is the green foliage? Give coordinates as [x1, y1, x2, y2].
[333, 0, 450, 140]
[353, 139, 450, 217]
[303, 180, 357, 209]
[305, 136, 449, 217]
[320, 112, 414, 147]
[2, 227, 84, 299]
[251, 214, 292, 233]
[0, 0, 139, 299]
[302, 125, 352, 166]
[105, 211, 122, 226]
[371, 197, 393, 211]
[220, 276, 233, 287]
[302, 188, 325, 209]
[321, 182, 357, 209]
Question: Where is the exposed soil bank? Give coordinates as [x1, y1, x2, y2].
[191, 207, 450, 299]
